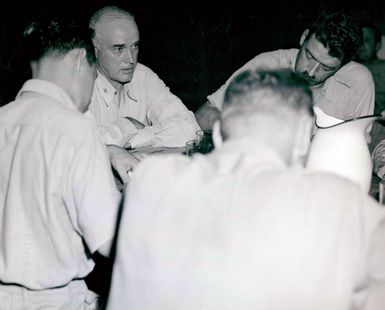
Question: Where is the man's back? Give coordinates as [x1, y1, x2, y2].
[107, 139, 385, 310]
[0, 80, 120, 290]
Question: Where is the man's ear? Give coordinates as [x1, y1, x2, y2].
[212, 119, 223, 148]
[66, 48, 87, 73]
[75, 48, 87, 73]
[299, 29, 310, 46]
[291, 115, 313, 166]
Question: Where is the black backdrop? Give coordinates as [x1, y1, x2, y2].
[0, 0, 384, 111]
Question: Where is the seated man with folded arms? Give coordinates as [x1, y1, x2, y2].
[106, 68, 385, 310]
[87, 5, 200, 150]
[0, 17, 121, 309]
[195, 11, 374, 134]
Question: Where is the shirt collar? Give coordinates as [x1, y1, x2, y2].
[95, 71, 119, 104]
[291, 49, 299, 70]
[17, 79, 77, 111]
[95, 69, 139, 103]
[216, 138, 287, 168]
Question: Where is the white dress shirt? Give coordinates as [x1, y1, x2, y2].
[0, 79, 121, 290]
[87, 63, 200, 148]
[107, 139, 385, 310]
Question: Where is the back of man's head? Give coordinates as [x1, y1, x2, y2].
[221, 69, 314, 163]
[307, 11, 362, 65]
[22, 17, 96, 65]
[363, 23, 383, 45]
[356, 22, 383, 62]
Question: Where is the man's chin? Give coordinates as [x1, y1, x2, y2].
[303, 77, 321, 87]
[118, 75, 133, 84]
[306, 80, 319, 86]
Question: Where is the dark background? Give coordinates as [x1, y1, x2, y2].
[0, 0, 384, 112]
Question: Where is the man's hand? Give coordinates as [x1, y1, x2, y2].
[125, 116, 145, 130]
[107, 145, 140, 184]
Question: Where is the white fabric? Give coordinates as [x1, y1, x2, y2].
[87, 64, 200, 148]
[208, 49, 375, 120]
[0, 280, 99, 310]
[0, 79, 121, 290]
[107, 139, 385, 310]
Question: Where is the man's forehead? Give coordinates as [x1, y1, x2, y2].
[94, 19, 139, 43]
[305, 34, 342, 67]
[95, 17, 137, 34]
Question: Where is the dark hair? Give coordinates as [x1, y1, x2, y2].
[224, 68, 314, 116]
[307, 11, 362, 64]
[361, 22, 382, 44]
[22, 17, 96, 65]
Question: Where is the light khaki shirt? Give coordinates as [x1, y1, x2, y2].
[208, 49, 375, 120]
[107, 139, 385, 310]
[87, 63, 200, 148]
[0, 79, 121, 290]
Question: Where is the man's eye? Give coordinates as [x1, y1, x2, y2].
[323, 66, 334, 72]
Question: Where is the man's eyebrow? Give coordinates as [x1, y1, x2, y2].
[111, 43, 125, 48]
[305, 48, 337, 70]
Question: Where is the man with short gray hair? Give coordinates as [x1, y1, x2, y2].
[107, 69, 385, 310]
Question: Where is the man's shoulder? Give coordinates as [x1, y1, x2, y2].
[49, 105, 97, 142]
[248, 48, 298, 69]
[302, 170, 379, 206]
[130, 63, 164, 86]
[257, 48, 297, 58]
[134, 63, 156, 77]
[334, 61, 374, 88]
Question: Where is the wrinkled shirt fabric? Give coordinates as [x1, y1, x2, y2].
[107, 139, 385, 310]
[0, 79, 121, 291]
[208, 49, 375, 120]
[87, 64, 200, 148]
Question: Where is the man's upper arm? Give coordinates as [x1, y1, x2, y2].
[68, 125, 121, 254]
[206, 50, 291, 111]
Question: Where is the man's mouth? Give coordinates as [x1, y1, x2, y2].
[302, 74, 316, 85]
[121, 68, 133, 74]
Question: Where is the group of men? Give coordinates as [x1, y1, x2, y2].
[0, 5, 384, 310]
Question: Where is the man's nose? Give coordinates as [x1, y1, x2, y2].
[307, 61, 320, 77]
[124, 50, 134, 63]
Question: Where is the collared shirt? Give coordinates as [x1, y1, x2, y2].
[208, 49, 375, 120]
[107, 139, 385, 310]
[366, 59, 385, 152]
[365, 59, 385, 115]
[87, 63, 200, 148]
[0, 79, 121, 290]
